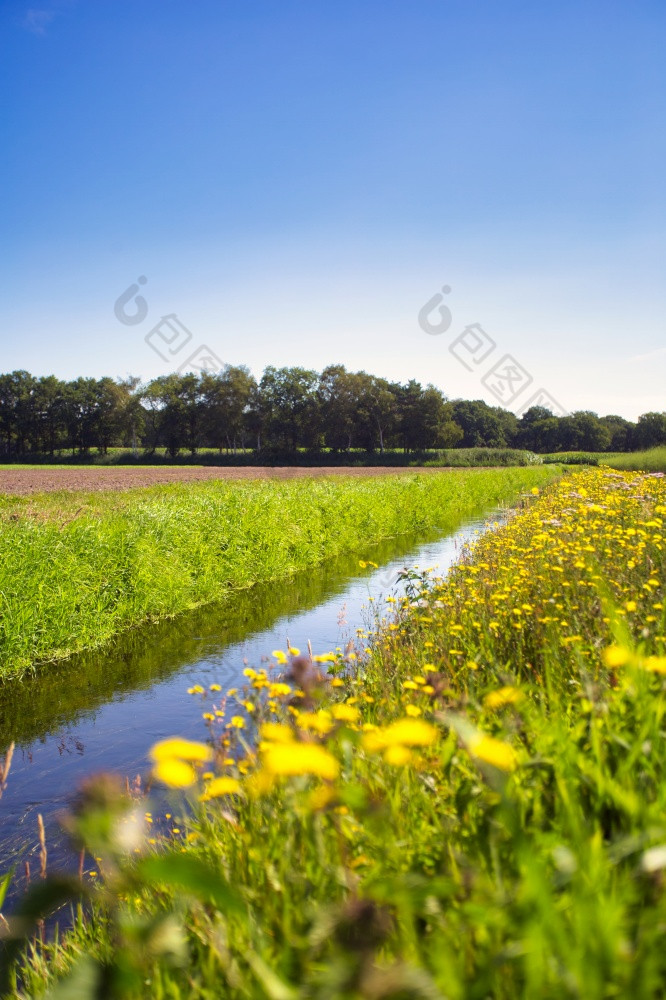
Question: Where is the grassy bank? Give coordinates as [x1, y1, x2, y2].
[4, 467, 666, 998]
[0, 467, 555, 679]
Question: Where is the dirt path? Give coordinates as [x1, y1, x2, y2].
[0, 466, 442, 495]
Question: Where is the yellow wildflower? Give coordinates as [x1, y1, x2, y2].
[602, 645, 631, 668]
[331, 703, 360, 723]
[469, 735, 518, 772]
[484, 687, 523, 709]
[200, 776, 242, 800]
[259, 722, 294, 743]
[262, 742, 339, 780]
[149, 738, 212, 764]
[384, 745, 413, 766]
[153, 758, 197, 788]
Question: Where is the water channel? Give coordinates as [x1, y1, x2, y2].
[0, 509, 500, 909]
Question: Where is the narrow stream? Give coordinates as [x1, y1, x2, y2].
[0, 510, 500, 907]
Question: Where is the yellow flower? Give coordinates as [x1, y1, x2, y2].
[531, 487, 540, 495]
[602, 645, 631, 668]
[625, 601, 637, 613]
[384, 745, 413, 766]
[187, 685, 205, 695]
[642, 655, 666, 675]
[296, 710, 333, 735]
[262, 742, 339, 780]
[268, 682, 292, 697]
[209, 683, 221, 692]
[153, 758, 197, 788]
[272, 650, 288, 665]
[331, 703, 360, 723]
[468, 735, 518, 772]
[405, 705, 422, 717]
[363, 718, 437, 752]
[484, 686, 523, 709]
[402, 680, 418, 690]
[230, 716, 245, 729]
[259, 722, 294, 743]
[200, 776, 242, 800]
[288, 647, 301, 656]
[149, 738, 212, 764]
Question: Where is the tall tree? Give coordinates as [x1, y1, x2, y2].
[201, 365, 256, 453]
[259, 367, 321, 450]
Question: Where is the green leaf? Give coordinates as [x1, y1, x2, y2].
[0, 869, 13, 911]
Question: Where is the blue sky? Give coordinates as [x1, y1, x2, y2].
[2, 0, 665, 419]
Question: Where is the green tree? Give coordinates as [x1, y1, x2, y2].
[451, 399, 509, 448]
[318, 365, 365, 452]
[259, 366, 321, 450]
[356, 374, 398, 453]
[634, 412, 666, 450]
[201, 366, 256, 454]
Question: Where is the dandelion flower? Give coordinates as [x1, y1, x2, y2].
[331, 703, 360, 723]
[259, 722, 294, 743]
[384, 745, 413, 766]
[262, 742, 339, 780]
[149, 738, 212, 764]
[484, 687, 523, 709]
[469, 735, 518, 772]
[200, 776, 242, 800]
[153, 758, 197, 788]
[602, 645, 631, 668]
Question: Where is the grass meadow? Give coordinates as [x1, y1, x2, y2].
[3, 467, 666, 998]
[0, 467, 555, 679]
[541, 447, 666, 472]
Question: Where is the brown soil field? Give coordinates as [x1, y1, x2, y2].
[0, 466, 440, 496]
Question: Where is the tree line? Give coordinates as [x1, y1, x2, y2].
[0, 366, 663, 459]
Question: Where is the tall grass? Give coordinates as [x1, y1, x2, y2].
[6, 468, 666, 999]
[0, 468, 555, 679]
[603, 446, 666, 472]
[541, 447, 666, 472]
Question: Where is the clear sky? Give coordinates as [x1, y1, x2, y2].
[2, 0, 665, 419]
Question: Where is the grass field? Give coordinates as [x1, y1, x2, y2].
[602, 446, 666, 472]
[541, 446, 666, 472]
[4, 467, 666, 998]
[0, 467, 555, 679]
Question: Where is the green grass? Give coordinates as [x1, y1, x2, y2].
[6, 467, 666, 999]
[601, 446, 666, 472]
[0, 468, 556, 679]
[541, 447, 666, 472]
